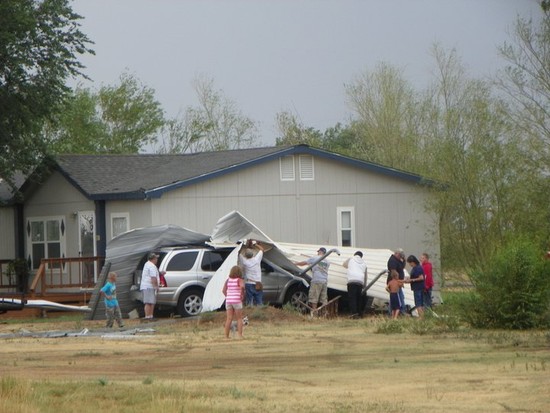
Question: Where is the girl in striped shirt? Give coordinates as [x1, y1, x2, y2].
[223, 265, 245, 339]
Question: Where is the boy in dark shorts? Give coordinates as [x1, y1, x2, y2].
[385, 270, 404, 319]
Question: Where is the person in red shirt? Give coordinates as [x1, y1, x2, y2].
[420, 253, 434, 308]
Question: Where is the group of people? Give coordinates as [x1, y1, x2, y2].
[385, 249, 434, 319]
[295, 248, 369, 319]
[293, 246, 435, 320]
[294, 246, 435, 320]
[99, 251, 161, 329]
[99, 242, 435, 332]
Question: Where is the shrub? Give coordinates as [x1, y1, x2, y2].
[461, 238, 550, 329]
[374, 318, 404, 334]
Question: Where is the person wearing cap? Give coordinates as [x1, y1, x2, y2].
[295, 247, 330, 312]
[387, 248, 406, 315]
[343, 251, 368, 319]
[239, 240, 266, 306]
[140, 252, 160, 320]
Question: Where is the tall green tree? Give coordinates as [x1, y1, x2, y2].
[311, 48, 542, 269]
[0, 0, 94, 188]
[423, 47, 542, 268]
[345, 62, 423, 169]
[496, 12, 550, 247]
[156, 75, 258, 153]
[497, 13, 550, 171]
[275, 111, 323, 146]
[47, 73, 165, 154]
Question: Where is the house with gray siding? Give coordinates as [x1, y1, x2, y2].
[1, 145, 440, 281]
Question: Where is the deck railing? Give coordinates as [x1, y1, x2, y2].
[1, 256, 104, 298]
[29, 256, 105, 297]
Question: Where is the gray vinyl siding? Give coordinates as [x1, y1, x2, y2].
[105, 200, 153, 241]
[0, 208, 15, 259]
[149, 155, 439, 264]
[24, 172, 94, 260]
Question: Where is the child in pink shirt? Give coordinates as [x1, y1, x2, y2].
[222, 265, 245, 339]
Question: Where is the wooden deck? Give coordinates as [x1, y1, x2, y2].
[0, 256, 103, 319]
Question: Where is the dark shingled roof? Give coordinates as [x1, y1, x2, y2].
[50, 145, 432, 201]
[0, 172, 27, 203]
[55, 146, 292, 200]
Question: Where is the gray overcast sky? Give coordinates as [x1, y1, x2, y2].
[71, 0, 543, 146]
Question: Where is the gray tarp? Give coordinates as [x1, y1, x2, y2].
[87, 225, 210, 319]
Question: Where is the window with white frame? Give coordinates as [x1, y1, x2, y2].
[111, 213, 130, 239]
[280, 156, 295, 181]
[299, 155, 314, 180]
[27, 217, 65, 269]
[337, 207, 355, 247]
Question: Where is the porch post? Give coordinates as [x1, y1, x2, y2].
[14, 202, 25, 259]
[95, 200, 107, 258]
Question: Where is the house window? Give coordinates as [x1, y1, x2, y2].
[280, 156, 295, 181]
[299, 155, 314, 180]
[27, 217, 65, 270]
[337, 207, 355, 247]
[111, 213, 130, 239]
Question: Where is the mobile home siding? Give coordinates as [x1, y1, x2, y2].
[105, 200, 153, 242]
[25, 172, 95, 259]
[149, 155, 439, 261]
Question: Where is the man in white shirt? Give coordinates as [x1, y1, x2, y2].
[239, 240, 266, 306]
[344, 251, 368, 319]
[140, 252, 160, 320]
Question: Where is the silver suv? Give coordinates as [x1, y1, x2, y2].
[133, 246, 308, 317]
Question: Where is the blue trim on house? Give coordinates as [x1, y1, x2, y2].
[50, 144, 435, 201]
[142, 146, 300, 199]
[54, 165, 147, 201]
[88, 190, 147, 201]
[54, 165, 96, 199]
[140, 145, 433, 199]
[292, 145, 433, 185]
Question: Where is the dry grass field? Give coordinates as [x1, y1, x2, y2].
[0, 306, 549, 413]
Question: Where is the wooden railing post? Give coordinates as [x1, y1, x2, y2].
[29, 262, 46, 298]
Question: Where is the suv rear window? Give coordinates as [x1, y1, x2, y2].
[166, 251, 199, 271]
[201, 250, 230, 271]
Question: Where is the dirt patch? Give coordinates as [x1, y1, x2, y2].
[1, 306, 549, 413]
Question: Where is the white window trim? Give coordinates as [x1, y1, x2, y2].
[26, 216, 66, 269]
[111, 212, 130, 239]
[337, 207, 355, 247]
[77, 210, 96, 257]
[299, 155, 314, 181]
[280, 156, 295, 181]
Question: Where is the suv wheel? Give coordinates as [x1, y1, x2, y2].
[177, 289, 203, 317]
[285, 286, 308, 312]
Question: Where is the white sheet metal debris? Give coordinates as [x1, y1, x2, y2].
[0, 298, 91, 312]
[203, 210, 414, 312]
[0, 327, 157, 339]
